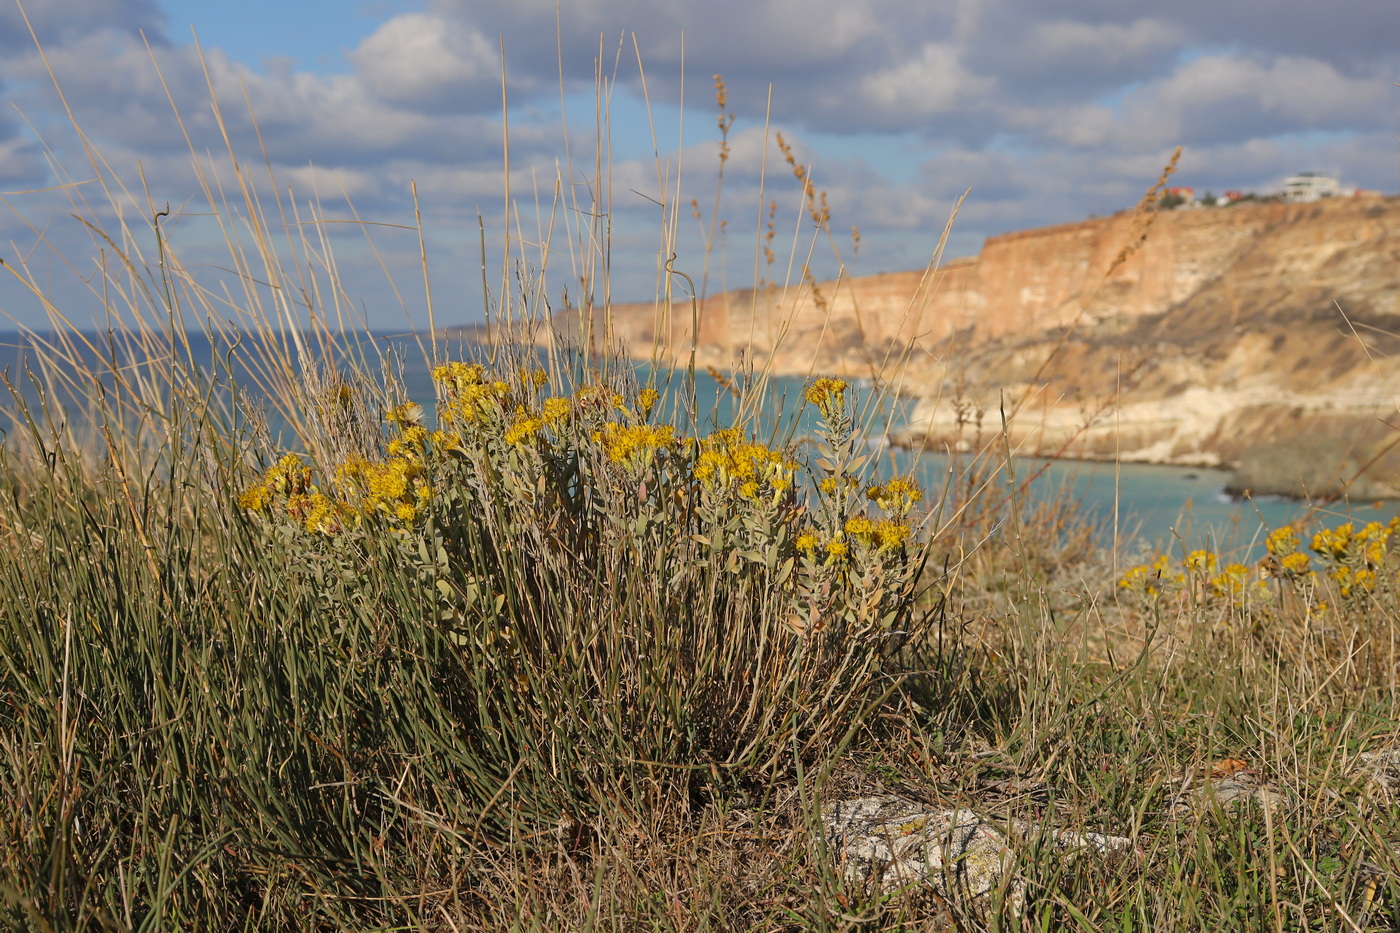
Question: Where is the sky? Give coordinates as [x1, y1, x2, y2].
[0, 0, 1396, 333]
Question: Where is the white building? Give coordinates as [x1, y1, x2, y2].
[1283, 173, 1342, 202]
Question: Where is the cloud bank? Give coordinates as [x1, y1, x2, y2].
[0, 0, 1394, 329]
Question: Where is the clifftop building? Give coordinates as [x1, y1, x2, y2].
[1284, 173, 1344, 202]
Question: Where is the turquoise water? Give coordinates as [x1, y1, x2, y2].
[3, 329, 1390, 561]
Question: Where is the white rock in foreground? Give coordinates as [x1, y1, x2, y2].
[823, 796, 1136, 912]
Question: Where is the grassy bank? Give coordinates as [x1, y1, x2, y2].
[6, 335, 1400, 931]
[4, 47, 1400, 933]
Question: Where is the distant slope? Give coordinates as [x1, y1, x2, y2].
[543, 195, 1400, 493]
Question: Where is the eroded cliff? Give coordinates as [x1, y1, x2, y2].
[549, 194, 1400, 494]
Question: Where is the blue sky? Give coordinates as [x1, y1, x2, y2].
[159, 0, 418, 75]
[0, 0, 1395, 332]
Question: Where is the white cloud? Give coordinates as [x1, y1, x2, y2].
[1118, 54, 1395, 150]
[857, 43, 995, 120]
[1034, 18, 1179, 63]
[351, 13, 506, 113]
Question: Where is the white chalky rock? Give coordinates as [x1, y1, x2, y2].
[1358, 748, 1400, 798]
[1205, 777, 1290, 813]
[823, 796, 1136, 913]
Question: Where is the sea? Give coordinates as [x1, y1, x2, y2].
[0, 328, 1391, 563]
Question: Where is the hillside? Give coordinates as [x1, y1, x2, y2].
[544, 194, 1400, 495]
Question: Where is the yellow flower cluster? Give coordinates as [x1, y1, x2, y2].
[1265, 526, 1298, 556]
[1119, 551, 1271, 606]
[1307, 520, 1395, 565]
[574, 384, 626, 410]
[387, 425, 428, 458]
[1264, 526, 1312, 578]
[504, 396, 573, 448]
[844, 515, 911, 550]
[1185, 550, 1217, 574]
[1118, 564, 1160, 597]
[792, 515, 911, 567]
[237, 360, 934, 586]
[294, 492, 357, 535]
[803, 377, 848, 419]
[334, 454, 433, 524]
[1311, 522, 1354, 562]
[1333, 565, 1378, 598]
[693, 427, 799, 502]
[432, 362, 515, 426]
[431, 361, 486, 393]
[238, 454, 317, 521]
[1305, 519, 1399, 599]
[866, 477, 924, 518]
[1118, 516, 1400, 610]
[819, 476, 857, 496]
[1210, 563, 1258, 601]
[1117, 554, 1182, 598]
[238, 452, 396, 535]
[239, 454, 313, 509]
[593, 421, 678, 472]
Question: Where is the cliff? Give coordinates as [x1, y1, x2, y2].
[547, 194, 1400, 495]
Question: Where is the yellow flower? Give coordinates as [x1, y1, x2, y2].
[795, 531, 819, 554]
[824, 540, 849, 563]
[1281, 552, 1311, 575]
[1334, 565, 1353, 597]
[874, 520, 911, 550]
[238, 483, 273, 512]
[1118, 565, 1150, 590]
[803, 377, 848, 408]
[1312, 523, 1354, 561]
[264, 453, 312, 496]
[1186, 550, 1217, 574]
[844, 516, 877, 545]
[505, 415, 542, 447]
[638, 388, 660, 418]
[302, 493, 351, 535]
[867, 477, 924, 517]
[442, 380, 512, 426]
[540, 396, 572, 425]
[594, 421, 677, 472]
[693, 428, 798, 500]
[432, 361, 485, 393]
[1265, 527, 1298, 557]
[387, 425, 428, 458]
[1210, 563, 1251, 599]
[430, 430, 465, 455]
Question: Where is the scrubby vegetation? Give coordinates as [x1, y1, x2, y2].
[5, 49, 1400, 933]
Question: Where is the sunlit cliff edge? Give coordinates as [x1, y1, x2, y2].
[524, 195, 1400, 494]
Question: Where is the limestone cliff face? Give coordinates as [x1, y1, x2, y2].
[550, 195, 1400, 490]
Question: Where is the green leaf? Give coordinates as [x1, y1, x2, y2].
[774, 558, 794, 587]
